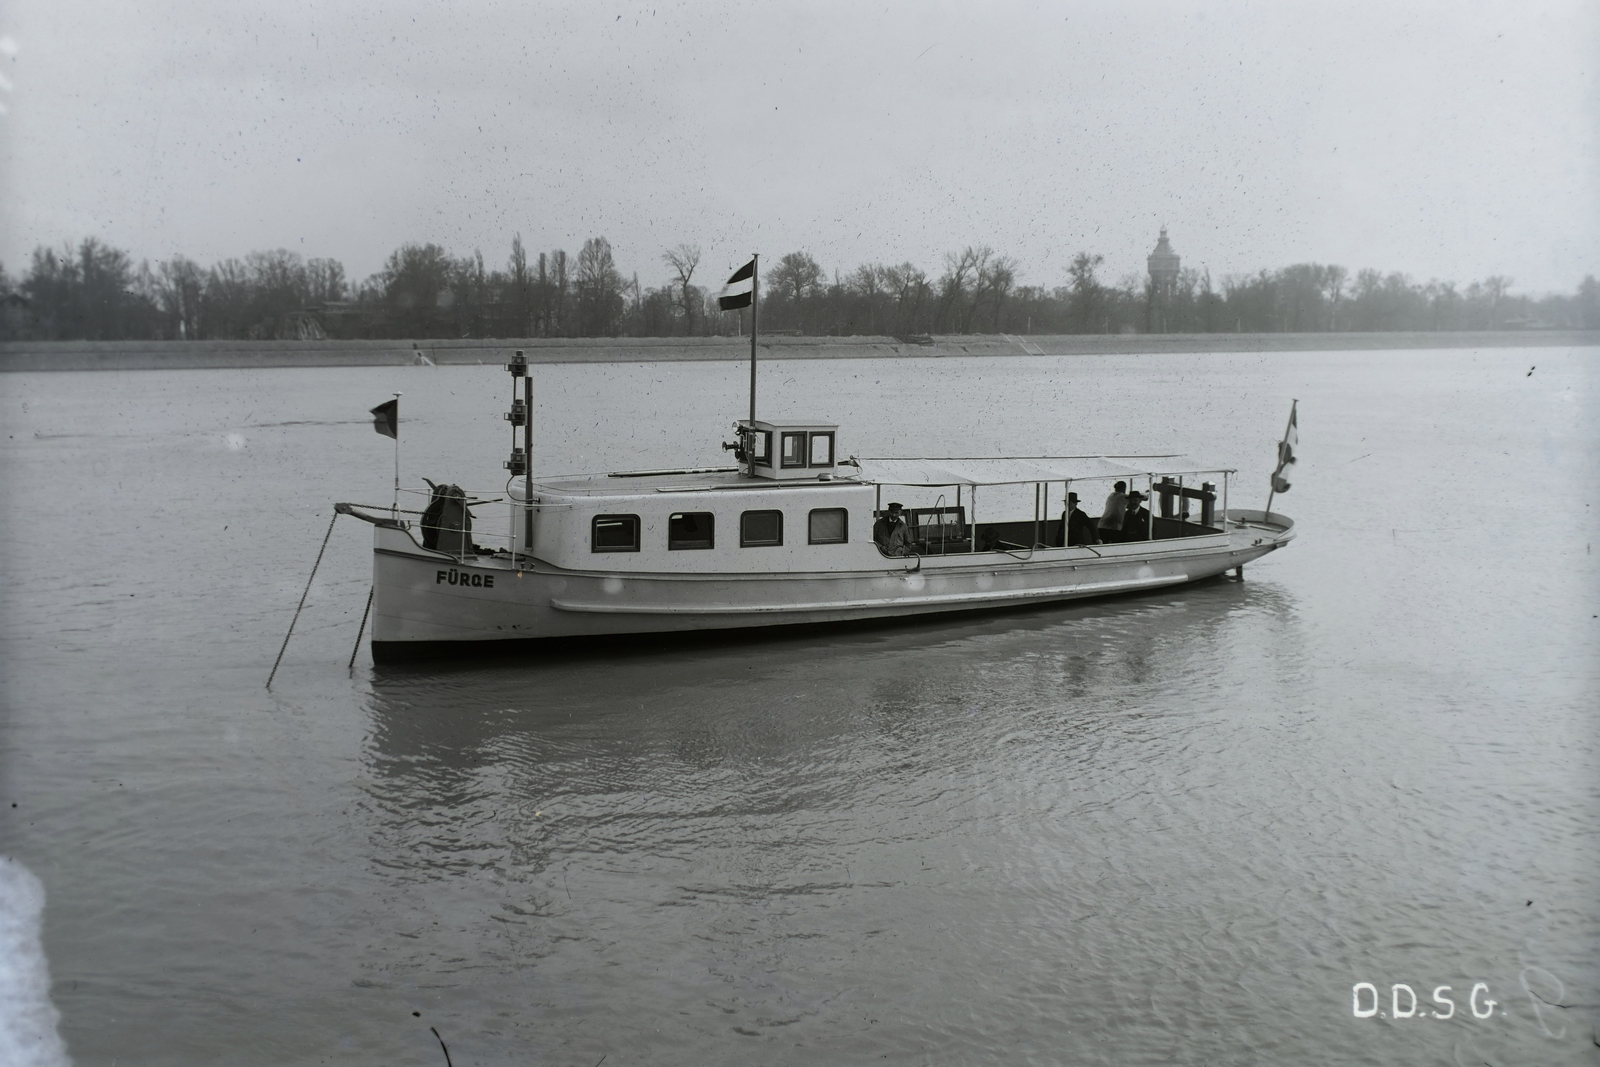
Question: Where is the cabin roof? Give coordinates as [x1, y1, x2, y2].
[525, 453, 1233, 497]
[855, 455, 1233, 487]
[528, 469, 858, 497]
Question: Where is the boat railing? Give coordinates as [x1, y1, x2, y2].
[866, 465, 1232, 553]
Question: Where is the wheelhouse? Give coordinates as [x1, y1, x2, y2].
[736, 419, 839, 481]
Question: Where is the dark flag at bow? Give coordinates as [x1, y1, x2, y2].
[1271, 400, 1297, 494]
[718, 259, 755, 310]
[370, 398, 399, 439]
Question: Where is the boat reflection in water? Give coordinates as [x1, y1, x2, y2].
[357, 575, 1305, 866]
[350, 575, 1306, 1056]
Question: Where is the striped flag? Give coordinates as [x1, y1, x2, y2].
[718, 259, 755, 310]
[1271, 400, 1297, 493]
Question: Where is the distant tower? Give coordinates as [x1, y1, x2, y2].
[1147, 227, 1180, 332]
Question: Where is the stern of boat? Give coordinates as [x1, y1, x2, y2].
[1223, 508, 1295, 568]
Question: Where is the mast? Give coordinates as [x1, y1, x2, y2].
[504, 351, 531, 562]
[748, 253, 759, 425]
[524, 361, 533, 554]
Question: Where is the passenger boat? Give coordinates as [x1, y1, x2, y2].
[337, 350, 1295, 662]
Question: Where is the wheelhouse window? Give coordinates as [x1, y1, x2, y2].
[808, 507, 848, 544]
[780, 432, 807, 469]
[808, 432, 835, 467]
[591, 514, 640, 552]
[750, 430, 772, 468]
[668, 512, 714, 550]
[740, 510, 783, 547]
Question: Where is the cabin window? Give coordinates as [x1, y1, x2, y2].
[740, 510, 783, 547]
[750, 430, 772, 468]
[780, 432, 807, 468]
[591, 514, 640, 552]
[668, 512, 714, 550]
[809, 432, 835, 467]
[808, 507, 848, 544]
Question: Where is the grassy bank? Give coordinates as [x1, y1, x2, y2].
[2, 331, 1595, 372]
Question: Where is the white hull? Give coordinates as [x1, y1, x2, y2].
[368, 510, 1293, 660]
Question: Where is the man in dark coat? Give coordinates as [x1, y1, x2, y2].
[1064, 492, 1098, 546]
[1122, 490, 1152, 541]
[873, 502, 911, 556]
[420, 480, 474, 554]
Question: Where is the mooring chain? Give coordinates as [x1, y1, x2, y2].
[348, 585, 375, 674]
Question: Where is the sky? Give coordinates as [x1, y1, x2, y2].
[1, 0, 1596, 296]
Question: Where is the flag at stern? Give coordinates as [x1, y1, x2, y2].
[1271, 400, 1297, 493]
[370, 398, 399, 439]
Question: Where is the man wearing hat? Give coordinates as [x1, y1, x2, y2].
[873, 502, 912, 557]
[1063, 492, 1098, 546]
[1123, 490, 1152, 541]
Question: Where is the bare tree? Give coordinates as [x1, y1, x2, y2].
[1324, 265, 1347, 331]
[762, 252, 823, 333]
[378, 243, 454, 337]
[770, 251, 825, 304]
[1483, 275, 1513, 325]
[305, 258, 347, 304]
[1578, 276, 1600, 329]
[847, 264, 887, 333]
[551, 250, 567, 336]
[974, 252, 1016, 330]
[574, 237, 624, 336]
[508, 234, 531, 336]
[1066, 252, 1104, 333]
[882, 262, 930, 336]
[155, 255, 205, 339]
[937, 247, 985, 331]
[662, 243, 701, 336]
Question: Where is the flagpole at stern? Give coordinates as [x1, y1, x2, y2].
[1265, 397, 1296, 520]
[391, 392, 402, 517]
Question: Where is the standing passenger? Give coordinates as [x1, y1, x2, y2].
[1098, 481, 1129, 543]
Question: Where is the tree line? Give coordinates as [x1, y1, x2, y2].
[2, 236, 1595, 342]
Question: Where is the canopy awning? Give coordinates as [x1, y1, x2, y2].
[855, 455, 1233, 488]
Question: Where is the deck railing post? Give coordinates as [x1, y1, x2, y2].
[1033, 482, 1041, 548]
[970, 486, 978, 552]
[1147, 476, 1154, 541]
[1063, 479, 1071, 547]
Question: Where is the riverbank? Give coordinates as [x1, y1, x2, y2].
[1, 330, 1595, 371]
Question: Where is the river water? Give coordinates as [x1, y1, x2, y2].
[1, 346, 1596, 1066]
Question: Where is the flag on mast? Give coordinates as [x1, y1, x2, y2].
[1271, 400, 1297, 493]
[718, 259, 755, 310]
[370, 398, 399, 439]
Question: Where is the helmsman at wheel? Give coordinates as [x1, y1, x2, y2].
[873, 502, 911, 557]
